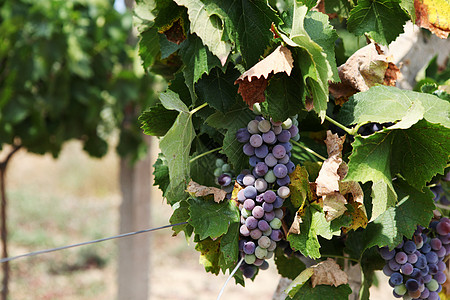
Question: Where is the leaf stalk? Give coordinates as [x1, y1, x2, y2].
[325, 115, 355, 135]
[190, 102, 208, 115]
[189, 147, 222, 163]
[291, 140, 327, 161]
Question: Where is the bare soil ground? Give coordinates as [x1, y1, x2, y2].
[1, 140, 391, 300]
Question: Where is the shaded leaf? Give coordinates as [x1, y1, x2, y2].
[219, 222, 240, 270]
[311, 258, 349, 288]
[169, 200, 193, 236]
[274, 247, 306, 280]
[287, 283, 352, 300]
[153, 155, 170, 196]
[139, 103, 179, 136]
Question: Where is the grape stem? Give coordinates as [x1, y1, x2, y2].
[325, 115, 356, 135]
[320, 254, 359, 263]
[216, 257, 244, 300]
[434, 203, 450, 210]
[190, 102, 208, 115]
[291, 140, 327, 161]
[189, 147, 222, 163]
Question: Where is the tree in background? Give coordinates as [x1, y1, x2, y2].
[0, 0, 158, 298]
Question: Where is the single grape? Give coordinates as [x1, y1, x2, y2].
[262, 131, 276, 144]
[396, 240, 405, 249]
[395, 252, 408, 264]
[249, 155, 262, 167]
[288, 125, 299, 137]
[246, 216, 258, 230]
[258, 120, 271, 133]
[264, 211, 275, 222]
[273, 125, 282, 135]
[260, 261, 269, 270]
[244, 254, 256, 265]
[244, 241, 256, 254]
[264, 153, 278, 167]
[403, 240, 417, 254]
[272, 145, 286, 159]
[270, 118, 283, 126]
[379, 247, 396, 260]
[415, 255, 427, 269]
[434, 271, 447, 284]
[410, 268, 421, 279]
[389, 259, 401, 271]
[291, 134, 300, 141]
[242, 264, 257, 278]
[236, 173, 245, 186]
[268, 240, 277, 252]
[286, 161, 296, 174]
[254, 178, 268, 192]
[279, 142, 293, 152]
[437, 220, 450, 235]
[277, 154, 290, 164]
[254, 162, 268, 176]
[244, 186, 258, 199]
[419, 265, 429, 276]
[243, 174, 256, 186]
[394, 284, 407, 295]
[277, 130, 291, 142]
[401, 263, 413, 275]
[270, 229, 283, 241]
[252, 206, 265, 219]
[276, 176, 291, 187]
[430, 238, 442, 251]
[263, 227, 272, 237]
[407, 253, 418, 264]
[250, 134, 263, 148]
[281, 118, 292, 129]
[264, 170, 276, 183]
[420, 288, 430, 299]
[262, 202, 273, 212]
[250, 228, 262, 240]
[437, 261, 446, 272]
[240, 225, 250, 236]
[255, 144, 269, 158]
[243, 143, 255, 156]
[273, 196, 284, 209]
[270, 218, 282, 230]
[255, 246, 268, 259]
[421, 242, 431, 254]
[428, 263, 438, 275]
[263, 190, 277, 203]
[425, 251, 438, 264]
[236, 128, 251, 143]
[383, 264, 394, 276]
[426, 279, 439, 291]
[218, 174, 232, 186]
[277, 186, 290, 199]
[389, 272, 403, 285]
[423, 274, 432, 283]
[392, 291, 401, 298]
[273, 164, 288, 178]
[405, 278, 419, 292]
[265, 251, 274, 259]
[247, 120, 260, 134]
[274, 208, 284, 219]
[407, 289, 421, 298]
[243, 199, 256, 211]
[253, 258, 264, 267]
[258, 220, 270, 232]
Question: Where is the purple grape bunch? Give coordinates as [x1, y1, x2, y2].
[379, 217, 450, 299]
[235, 113, 299, 278]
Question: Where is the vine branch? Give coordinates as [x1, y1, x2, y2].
[190, 102, 208, 115]
[325, 115, 355, 135]
[190, 147, 222, 164]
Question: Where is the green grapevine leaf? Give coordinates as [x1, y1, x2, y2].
[274, 248, 306, 280]
[190, 140, 217, 187]
[195, 237, 221, 275]
[139, 103, 179, 136]
[159, 89, 190, 112]
[188, 197, 240, 240]
[304, 11, 340, 82]
[346, 120, 450, 190]
[287, 206, 340, 259]
[265, 72, 306, 122]
[289, 165, 311, 208]
[286, 283, 352, 300]
[196, 66, 241, 113]
[139, 28, 160, 71]
[353, 180, 435, 251]
[339, 86, 450, 128]
[370, 180, 397, 222]
[219, 222, 240, 270]
[179, 33, 223, 100]
[169, 199, 193, 237]
[222, 129, 251, 172]
[323, 0, 352, 17]
[347, 0, 409, 45]
[205, 104, 253, 130]
[152, 155, 170, 196]
[174, 0, 232, 66]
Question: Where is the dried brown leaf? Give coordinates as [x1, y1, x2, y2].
[415, 0, 450, 39]
[162, 19, 186, 45]
[323, 192, 348, 221]
[311, 258, 349, 288]
[315, 131, 346, 196]
[329, 43, 401, 104]
[235, 45, 294, 107]
[186, 180, 227, 203]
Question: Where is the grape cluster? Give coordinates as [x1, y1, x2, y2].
[431, 172, 450, 206]
[235, 114, 299, 278]
[214, 158, 234, 196]
[379, 217, 450, 299]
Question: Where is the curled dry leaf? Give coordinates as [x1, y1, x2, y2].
[329, 43, 400, 104]
[323, 192, 347, 221]
[415, 0, 450, 39]
[160, 18, 187, 45]
[315, 131, 346, 196]
[186, 180, 227, 203]
[235, 45, 294, 107]
[311, 258, 349, 288]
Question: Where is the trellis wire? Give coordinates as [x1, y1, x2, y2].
[0, 222, 188, 263]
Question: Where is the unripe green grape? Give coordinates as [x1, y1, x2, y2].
[258, 120, 271, 133]
[245, 254, 256, 264]
[292, 118, 298, 126]
[264, 170, 276, 183]
[214, 168, 222, 177]
[265, 250, 274, 259]
[258, 236, 271, 248]
[426, 279, 439, 291]
[255, 246, 268, 259]
[394, 284, 407, 295]
[222, 163, 231, 172]
[282, 118, 292, 129]
[263, 227, 272, 236]
[267, 240, 277, 251]
[291, 133, 300, 141]
[270, 217, 282, 229]
[216, 158, 224, 168]
[253, 103, 262, 115]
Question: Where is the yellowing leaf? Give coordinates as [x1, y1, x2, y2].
[285, 267, 315, 296]
[311, 258, 349, 288]
[186, 180, 227, 203]
[329, 43, 400, 104]
[343, 199, 369, 232]
[415, 0, 450, 39]
[231, 182, 244, 204]
[315, 131, 346, 196]
[289, 165, 312, 208]
[323, 192, 347, 221]
[235, 45, 294, 107]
